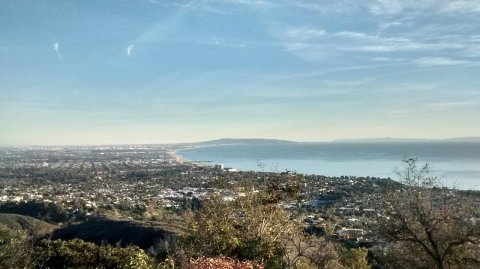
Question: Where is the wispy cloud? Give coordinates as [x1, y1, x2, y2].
[209, 37, 248, 48]
[274, 0, 480, 62]
[368, 0, 462, 16]
[274, 26, 469, 62]
[286, 0, 363, 14]
[241, 63, 403, 89]
[367, 0, 480, 16]
[413, 57, 470, 67]
[335, 31, 465, 52]
[372, 57, 406, 62]
[216, 0, 276, 7]
[157, 0, 277, 12]
[280, 0, 480, 17]
[129, 8, 185, 49]
[126, 44, 134, 57]
[440, 0, 480, 14]
[285, 27, 325, 40]
[53, 42, 61, 60]
[156, 0, 480, 16]
[283, 0, 436, 16]
[388, 100, 476, 115]
[170, 1, 229, 14]
[427, 101, 476, 108]
[368, 0, 406, 15]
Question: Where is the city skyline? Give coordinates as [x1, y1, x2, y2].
[1, 0, 480, 145]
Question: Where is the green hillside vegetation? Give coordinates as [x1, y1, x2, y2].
[0, 217, 160, 269]
[0, 213, 56, 238]
[35, 239, 152, 269]
[179, 192, 370, 269]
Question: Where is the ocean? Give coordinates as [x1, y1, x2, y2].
[178, 142, 480, 190]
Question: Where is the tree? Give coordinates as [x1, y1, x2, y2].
[0, 224, 36, 269]
[337, 247, 370, 269]
[35, 238, 153, 269]
[181, 189, 371, 269]
[184, 256, 264, 269]
[377, 158, 480, 269]
[181, 192, 297, 268]
[181, 195, 242, 258]
[283, 233, 370, 269]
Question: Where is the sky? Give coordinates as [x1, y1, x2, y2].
[1, 0, 480, 145]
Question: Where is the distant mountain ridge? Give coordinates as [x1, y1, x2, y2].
[333, 137, 480, 143]
[443, 137, 480, 142]
[195, 138, 297, 146]
[194, 137, 480, 146]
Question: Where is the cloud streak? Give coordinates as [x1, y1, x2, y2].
[157, 0, 480, 16]
[274, 23, 477, 64]
[126, 44, 134, 57]
[53, 42, 61, 60]
[427, 101, 476, 108]
[366, 0, 480, 16]
[414, 57, 470, 67]
[442, 0, 480, 13]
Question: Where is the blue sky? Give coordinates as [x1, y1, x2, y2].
[1, 0, 480, 145]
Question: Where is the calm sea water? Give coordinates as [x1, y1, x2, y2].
[178, 142, 480, 190]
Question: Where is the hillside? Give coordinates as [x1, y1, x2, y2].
[51, 217, 177, 250]
[195, 138, 297, 146]
[0, 213, 57, 238]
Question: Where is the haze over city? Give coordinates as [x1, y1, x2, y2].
[1, 0, 480, 145]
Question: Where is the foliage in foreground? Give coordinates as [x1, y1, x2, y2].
[0, 224, 36, 269]
[180, 191, 370, 269]
[1, 227, 153, 269]
[377, 158, 480, 269]
[181, 193, 290, 268]
[184, 256, 264, 269]
[35, 239, 153, 269]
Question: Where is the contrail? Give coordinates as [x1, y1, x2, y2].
[127, 44, 134, 57]
[53, 42, 62, 59]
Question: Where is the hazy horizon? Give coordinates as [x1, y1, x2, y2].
[2, 136, 480, 147]
[1, 1, 480, 145]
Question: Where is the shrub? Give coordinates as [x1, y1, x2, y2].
[184, 256, 264, 269]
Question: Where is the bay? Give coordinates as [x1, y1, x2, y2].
[178, 142, 480, 190]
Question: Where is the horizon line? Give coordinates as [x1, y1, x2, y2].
[1, 136, 480, 147]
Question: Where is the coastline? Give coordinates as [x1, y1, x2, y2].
[172, 146, 216, 168]
[173, 143, 480, 190]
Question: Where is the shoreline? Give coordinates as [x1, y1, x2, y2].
[172, 147, 216, 168]
[171, 149, 480, 191]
